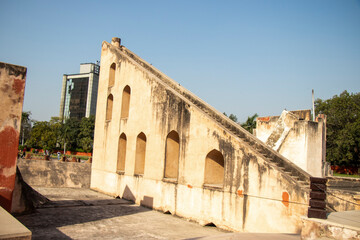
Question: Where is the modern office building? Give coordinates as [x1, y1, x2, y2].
[59, 63, 100, 120]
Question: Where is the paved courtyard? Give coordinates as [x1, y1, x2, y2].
[15, 187, 300, 240]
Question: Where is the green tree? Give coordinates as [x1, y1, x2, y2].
[26, 121, 57, 151]
[61, 118, 81, 152]
[20, 111, 32, 145]
[229, 114, 238, 122]
[315, 91, 360, 167]
[241, 113, 258, 134]
[78, 116, 95, 153]
[223, 112, 238, 122]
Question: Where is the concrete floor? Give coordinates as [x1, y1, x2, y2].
[15, 187, 300, 240]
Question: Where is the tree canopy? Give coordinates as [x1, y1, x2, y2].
[20, 111, 32, 145]
[315, 91, 360, 167]
[241, 113, 258, 134]
[26, 116, 96, 153]
[223, 112, 238, 122]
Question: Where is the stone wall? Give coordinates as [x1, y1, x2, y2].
[0, 62, 27, 212]
[91, 38, 311, 233]
[327, 176, 360, 212]
[255, 110, 326, 177]
[17, 159, 91, 188]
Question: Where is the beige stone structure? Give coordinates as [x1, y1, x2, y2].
[255, 110, 328, 177]
[91, 38, 312, 233]
[0, 62, 27, 212]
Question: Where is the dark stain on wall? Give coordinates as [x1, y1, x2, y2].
[212, 131, 235, 189]
[248, 152, 267, 191]
[150, 82, 191, 165]
[239, 148, 251, 229]
[0, 62, 27, 79]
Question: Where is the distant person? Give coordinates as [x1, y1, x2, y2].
[57, 151, 61, 161]
[22, 148, 26, 158]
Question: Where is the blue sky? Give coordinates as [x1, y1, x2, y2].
[1, 0, 359, 122]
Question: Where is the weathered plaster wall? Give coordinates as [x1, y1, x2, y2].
[255, 116, 279, 142]
[0, 62, 26, 212]
[17, 159, 91, 188]
[301, 215, 360, 240]
[255, 111, 326, 177]
[91, 38, 311, 233]
[326, 177, 360, 212]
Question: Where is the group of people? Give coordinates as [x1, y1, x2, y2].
[18, 147, 52, 159]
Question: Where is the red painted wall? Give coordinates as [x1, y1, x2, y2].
[0, 62, 27, 212]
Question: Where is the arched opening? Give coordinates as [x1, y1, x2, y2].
[164, 131, 180, 179]
[134, 132, 147, 175]
[117, 133, 127, 172]
[106, 94, 113, 121]
[109, 63, 116, 87]
[204, 149, 224, 186]
[121, 85, 131, 119]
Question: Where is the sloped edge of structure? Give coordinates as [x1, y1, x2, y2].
[105, 41, 312, 187]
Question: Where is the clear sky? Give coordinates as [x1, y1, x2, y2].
[1, 0, 359, 122]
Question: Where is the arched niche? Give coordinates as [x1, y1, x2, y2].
[106, 94, 113, 121]
[109, 63, 116, 87]
[134, 132, 147, 175]
[204, 149, 224, 186]
[121, 85, 131, 119]
[164, 131, 180, 179]
[117, 133, 127, 172]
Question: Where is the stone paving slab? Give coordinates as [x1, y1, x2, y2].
[0, 206, 31, 239]
[15, 187, 300, 240]
[327, 210, 360, 230]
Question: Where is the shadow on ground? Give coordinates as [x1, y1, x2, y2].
[15, 187, 150, 239]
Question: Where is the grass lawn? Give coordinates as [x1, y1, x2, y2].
[333, 172, 360, 178]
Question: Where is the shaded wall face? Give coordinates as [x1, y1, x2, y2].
[17, 159, 91, 188]
[0, 62, 26, 212]
[117, 134, 127, 172]
[164, 132, 180, 179]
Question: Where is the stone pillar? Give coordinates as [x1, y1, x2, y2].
[59, 74, 68, 119]
[308, 177, 327, 219]
[111, 37, 121, 47]
[85, 73, 94, 118]
[0, 62, 27, 212]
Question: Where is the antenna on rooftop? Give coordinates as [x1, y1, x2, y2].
[312, 89, 315, 121]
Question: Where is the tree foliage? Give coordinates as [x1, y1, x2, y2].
[78, 116, 95, 152]
[20, 111, 32, 145]
[61, 118, 81, 151]
[223, 112, 238, 122]
[241, 113, 258, 134]
[315, 91, 360, 167]
[26, 116, 95, 153]
[26, 120, 59, 151]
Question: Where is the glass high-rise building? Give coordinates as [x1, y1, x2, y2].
[59, 63, 100, 120]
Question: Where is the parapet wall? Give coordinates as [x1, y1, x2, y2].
[17, 159, 91, 188]
[326, 176, 360, 212]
